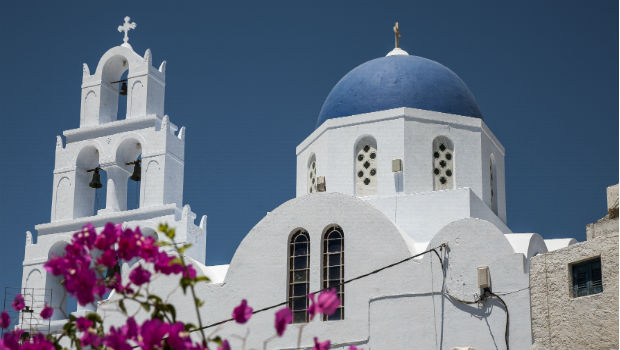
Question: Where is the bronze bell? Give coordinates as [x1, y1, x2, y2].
[119, 81, 128, 96]
[89, 169, 103, 189]
[130, 161, 141, 182]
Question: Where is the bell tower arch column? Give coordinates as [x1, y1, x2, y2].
[102, 165, 130, 213]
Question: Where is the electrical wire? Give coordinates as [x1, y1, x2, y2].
[191, 244, 448, 332]
[126, 242, 513, 350]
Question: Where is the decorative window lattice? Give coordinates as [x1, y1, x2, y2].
[432, 139, 454, 190]
[355, 143, 377, 195]
[322, 225, 344, 321]
[308, 156, 317, 194]
[288, 230, 310, 323]
[571, 257, 603, 297]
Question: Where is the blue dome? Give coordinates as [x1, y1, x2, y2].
[317, 54, 482, 128]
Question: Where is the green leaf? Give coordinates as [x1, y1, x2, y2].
[194, 297, 204, 307]
[141, 302, 151, 312]
[119, 299, 127, 314]
[211, 336, 223, 346]
[148, 295, 163, 303]
[194, 276, 210, 283]
[180, 277, 191, 293]
[154, 241, 172, 247]
[170, 257, 183, 265]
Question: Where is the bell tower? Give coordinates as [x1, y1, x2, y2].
[20, 17, 206, 328]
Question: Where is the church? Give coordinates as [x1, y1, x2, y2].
[18, 18, 593, 350]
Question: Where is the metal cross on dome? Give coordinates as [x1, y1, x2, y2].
[393, 21, 401, 49]
[118, 16, 137, 45]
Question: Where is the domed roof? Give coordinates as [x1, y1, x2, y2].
[317, 52, 482, 128]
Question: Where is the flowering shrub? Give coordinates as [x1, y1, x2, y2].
[0, 223, 359, 350]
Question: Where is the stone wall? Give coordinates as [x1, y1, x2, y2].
[530, 185, 619, 350]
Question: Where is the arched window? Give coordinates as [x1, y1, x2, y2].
[490, 155, 498, 214]
[322, 225, 344, 320]
[355, 137, 377, 196]
[308, 154, 317, 194]
[74, 146, 105, 219]
[432, 136, 454, 190]
[288, 229, 310, 323]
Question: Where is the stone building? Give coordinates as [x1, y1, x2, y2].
[530, 184, 619, 350]
[16, 18, 605, 350]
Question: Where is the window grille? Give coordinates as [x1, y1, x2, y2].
[322, 225, 344, 320]
[355, 138, 377, 196]
[308, 155, 317, 194]
[432, 137, 454, 190]
[288, 230, 310, 323]
[571, 257, 603, 297]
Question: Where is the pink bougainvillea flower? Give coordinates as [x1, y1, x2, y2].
[81, 330, 102, 347]
[166, 322, 193, 350]
[217, 339, 231, 350]
[317, 288, 340, 316]
[232, 299, 253, 324]
[308, 293, 318, 320]
[313, 337, 331, 350]
[138, 319, 170, 350]
[95, 223, 121, 251]
[308, 289, 341, 320]
[43, 254, 69, 276]
[76, 316, 93, 332]
[40, 304, 54, 319]
[73, 223, 97, 249]
[11, 294, 25, 311]
[123, 316, 138, 340]
[129, 265, 152, 286]
[118, 227, 142, 261]
[21, 333, 55, 350]
[103, 326, 132, 350]
[97, 249, 118, 268]
[64, 266, 100, 305]
[0, 311, 10, 328]
[347, 346, 362, 350]
[274, 307, 293, 336]
[1, 329, 23, 349]
[138, 235, 158, 261]
[184, 264, 197, 279]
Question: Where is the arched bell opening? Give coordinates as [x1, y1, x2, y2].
[116, 138, 142, 210]
[100, 54, 130, 124]
[115, 70, 129, 120]
[45, 241, 77, 320]
[75, 146, 106, 218]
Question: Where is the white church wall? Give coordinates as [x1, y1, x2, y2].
[98, 194, 533, 350]
[296, 108, 507, 225]
[481, 122, 507, 222]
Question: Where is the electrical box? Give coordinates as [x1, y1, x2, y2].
[317, 176, 326, 192]
[477, 266, 490, 289]
[392, 159, 402, 172]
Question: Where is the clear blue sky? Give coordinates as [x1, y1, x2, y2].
[0, 1, 617, 294]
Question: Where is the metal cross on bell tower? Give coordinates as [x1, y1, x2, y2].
[118, 16, 137, 47]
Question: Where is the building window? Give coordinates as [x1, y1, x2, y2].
[571, 257, 603, 297]
[289, 229, 310, 323]
[355, 137, 377, 196]
[490, 155, 498, 214]
[308, 154, 317, 194]
[432, 136, 454, 190]
[322, 225, 344, 320]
